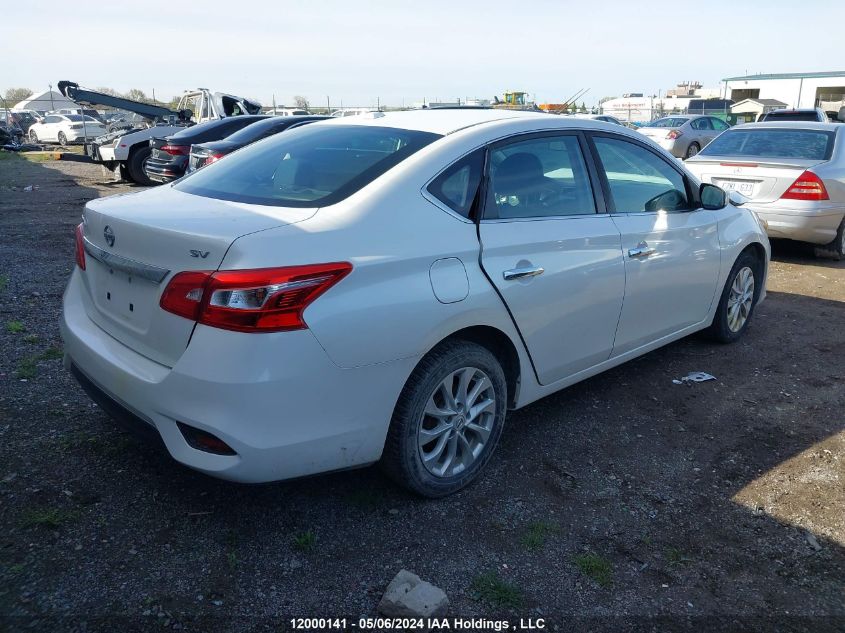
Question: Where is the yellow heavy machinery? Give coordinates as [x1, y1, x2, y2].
[492, 91, 533, 110]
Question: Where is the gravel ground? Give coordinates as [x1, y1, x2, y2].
[1, 156, 843, 632]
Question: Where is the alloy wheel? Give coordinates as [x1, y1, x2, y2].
[727, 266, 754, 332]
[417, 366, 496, 478]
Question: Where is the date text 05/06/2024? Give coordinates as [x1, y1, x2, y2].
[290, 617, 547, 631]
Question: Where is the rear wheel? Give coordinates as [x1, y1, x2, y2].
[57, 131, 67, 145]
[813, 218, 845, 260]
[706, 250, 761, 343]
[685, 142, 700, 159]
[29, 130, 38, 142]
[126, 146, 155, 186]
[381, 340, 507, 497]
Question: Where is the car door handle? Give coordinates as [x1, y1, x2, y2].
[503, 266, 545, 281]
[628, 243, 656, 258]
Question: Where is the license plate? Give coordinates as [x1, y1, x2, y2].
[718, 180, 754, 195]
[152, 149, 161, 159]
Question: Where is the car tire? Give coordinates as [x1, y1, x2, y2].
[29, 130, 38, 143]
[381, 340, 507, 497]
[126, 146, 155, 186]
[705, 250, 761, 343]
[58, 132, 67, 145]
[685, 142, 700, 159]
[813, 218, 845, 261]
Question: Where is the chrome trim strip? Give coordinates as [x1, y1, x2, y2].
[82, 237, 171, 284]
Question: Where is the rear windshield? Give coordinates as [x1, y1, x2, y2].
[699, 128, 835, 160]
[646, 118, 688, 128]
[223, 117, 293, 144]
[66, 115, 100, 123]
[762, 111, 821, 122]
[175, 124, 441, 207]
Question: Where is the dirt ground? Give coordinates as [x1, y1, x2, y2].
[0, 155, 843, 633]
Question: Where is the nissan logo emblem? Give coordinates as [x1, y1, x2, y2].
[103, 225, 115, 248]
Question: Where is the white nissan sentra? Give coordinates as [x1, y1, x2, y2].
[61, 109, 769, 497]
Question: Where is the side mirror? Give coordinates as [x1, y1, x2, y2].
[700, 183, 727, 210]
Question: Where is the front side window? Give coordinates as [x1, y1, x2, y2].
[427, 149, 483, 218]
[176, 124, 440, 207]
[699, 128, 835, 161]
[485, 135, 596, 219]
[593, 136, 690, 213]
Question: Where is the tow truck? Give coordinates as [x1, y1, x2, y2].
[58, 81, 261, 185]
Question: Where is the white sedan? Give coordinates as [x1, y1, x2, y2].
[28, 114, 106, 145]
[61, 109, 769, 497]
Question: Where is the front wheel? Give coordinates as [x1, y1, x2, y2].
[706, 250, 761, 343]
[381, 340, 507, 497]
[29, 130, 38, 142]
[126, 146, 155, 186]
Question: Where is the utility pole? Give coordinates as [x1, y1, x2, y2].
[326, 96, 330, 115]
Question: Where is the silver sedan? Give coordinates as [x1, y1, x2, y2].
[638, 115, 732, 159]
[685, 122, 845, 259]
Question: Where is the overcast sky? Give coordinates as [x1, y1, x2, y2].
[4, 0, 843, 108]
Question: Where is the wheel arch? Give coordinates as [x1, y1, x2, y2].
[429, 325, 522, 408]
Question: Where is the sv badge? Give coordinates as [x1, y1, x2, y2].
[189, 250, 210, 259]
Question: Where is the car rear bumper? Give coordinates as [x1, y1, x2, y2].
[60, 268, 412, 483]
[144, 159, 185, 183]
[746, 202, 845, 244]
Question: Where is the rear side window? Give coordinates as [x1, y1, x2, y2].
[710, 118, 730, 131]
[699, 128, 835, 160]
[427, 150, 484, 218]
[593, 136, 690, 213]
[176, 124, 441, 207]
[691, 118, 712, 130]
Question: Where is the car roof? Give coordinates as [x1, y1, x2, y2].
[731, 121, 841, 131]
[317, 108, 551, 135]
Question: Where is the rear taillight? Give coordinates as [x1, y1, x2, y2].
[205, 152, 226, 165]
[160, 144, 189, 156]
[75, 223, 86, 270]
[781, 171, 829, 201]
[160, 263, 352, 332]
[666, 129, 682, 140]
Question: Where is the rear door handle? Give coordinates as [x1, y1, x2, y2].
[628, 242, 655, 258]
[503, 266, 545, 281]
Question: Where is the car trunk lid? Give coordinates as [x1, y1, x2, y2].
[686, 157, 827, 202]
[79, 186, 317, 367]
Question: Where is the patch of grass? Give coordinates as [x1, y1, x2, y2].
[23, 334, 39, 344]
[21, 508, 78, 530]
[7, 563, 25, 575]
[666, 547, 694, 568]
[227, 549, 238, 571]
[0, 152, 19, 162]
[5, 320, 25, 333]
[292, 530, 317, 551]
[57, 431, 99, 451]
[520, 520, 559, 550]
[573, 553, 613, 588]
[40, 346, 63, 361]
[15, 357, 37, 379]
[21, 152, 56, 163]
[0, 274, 8, 292]
[471, 571, 525, 609]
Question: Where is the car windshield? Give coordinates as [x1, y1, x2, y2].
[646, 118, 689, 128]
[699, 128, 835, 161]
[175, 124, 441, 207]
[763, 111, 820, 122]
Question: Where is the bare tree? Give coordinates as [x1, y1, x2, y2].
[95, 87, 122, 97]
[125, 89, 151, 104]
[4, 88, 34, 105]
[293, 95, 310, 110]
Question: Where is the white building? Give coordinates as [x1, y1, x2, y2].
[723, 71, 845, 113]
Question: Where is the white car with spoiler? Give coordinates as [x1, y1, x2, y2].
[685, 122, 845, 259]
[61, 109, 769, 497]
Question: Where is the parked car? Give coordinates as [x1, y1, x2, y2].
[686, 122, 845, 258]
[62, 110, 769, 497]
[568, 113, 625, 125]
[265, 108, 310, 116]
[187, 115, 329, 172]
[28, 114, 106, 144]
[759, 108, 828, 123]
[53, 108, 105, 123]
[638, 115, 731, 158]
[144, 115, 270, 183]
